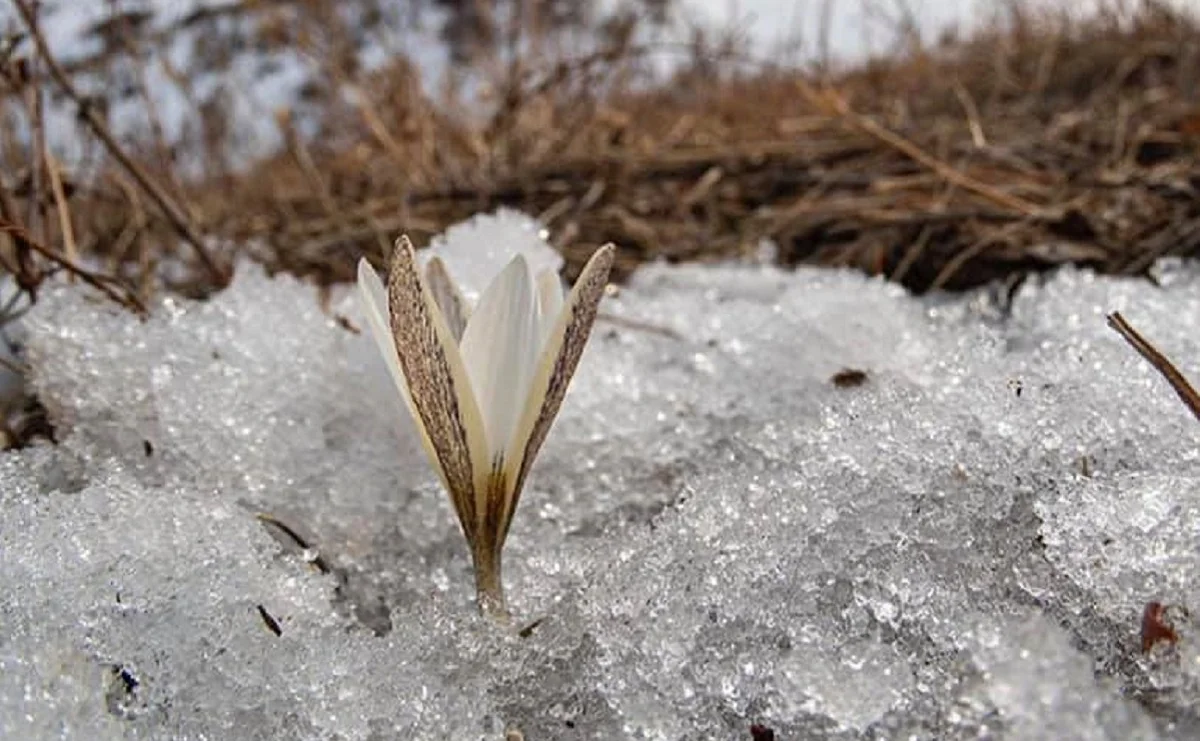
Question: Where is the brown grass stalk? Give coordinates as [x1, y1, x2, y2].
[1106, 311, 1200, 422]
[0, 218, 146, 315]
[43, 152, 76, 277]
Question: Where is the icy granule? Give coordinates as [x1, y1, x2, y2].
[959, 612, 1160, 740]
[1038, 472, 1200, 617]
[3, 209, 1200, 739]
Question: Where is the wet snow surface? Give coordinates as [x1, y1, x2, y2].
[2, 211, 1199, 740]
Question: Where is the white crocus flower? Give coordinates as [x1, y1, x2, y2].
[357, 235, 615, 619]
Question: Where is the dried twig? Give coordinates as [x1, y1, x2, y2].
[930, 220, 1029, 290]
[105, 0, 185, 198]
[0, 181, 35, 288]
[22, 16, 46, 249]
[952, 81, 988, 148]
[255, 512, 331, 574]
[795, 80, 1044, 217]
[0, 219, 147, 316]
[12, 0, 227, 284]
[1106, 311, 1200, 422]
[44, 152, 77, 276]
[278, 109, 388, 254]
[96, 171, 155, 303]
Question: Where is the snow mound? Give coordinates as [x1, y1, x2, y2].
[3, 210, 1198, 740]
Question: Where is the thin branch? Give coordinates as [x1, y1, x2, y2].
[278, 108, 387, 254]
[44, 152, 77, 278]
[255, 512, 331, 574]
[105, 0, 185, 199]
[0, 174, 39, 294]
[795, 79, 1044, 217]
[930, 220, 1029, 290]
[0, 186, 26, 278]
[0, 219, 147, 316]
[12, 0, 227, 284]
[107, 170, 154, 303]
[1106, 311, 1200, 422]
[22, 11, 46, 247]
[952, 81, 988, 148]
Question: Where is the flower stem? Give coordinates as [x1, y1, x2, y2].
[472, 546, 509, 621]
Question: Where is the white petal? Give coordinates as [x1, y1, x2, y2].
[425, 256, 471, 341]
[497, 243, 615, 541]
[458, 255, 540, 470]
[535, 268, 565, 347]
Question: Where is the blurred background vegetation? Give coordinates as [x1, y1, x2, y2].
[0, 0, 1198, 439]
[5, 0, 1200, 299]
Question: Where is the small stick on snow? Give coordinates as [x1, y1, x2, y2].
[1106, 311, 1200, 422]
[256, 512, 331, 574]
[256, 604, 283, 637]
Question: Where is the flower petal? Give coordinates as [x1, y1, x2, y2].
[358, 257, 451, 498]
[386, 236, 491, 538]
[357, 257, 412, 409]
[535, 268, 565, 347]
[496, 243, 615, 542]
[458, 254, 540, 471]
[425, 256, 471, 341]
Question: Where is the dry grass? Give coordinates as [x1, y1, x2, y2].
[8, 0, 1200, 298]
[1, 0, 1199, 446]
